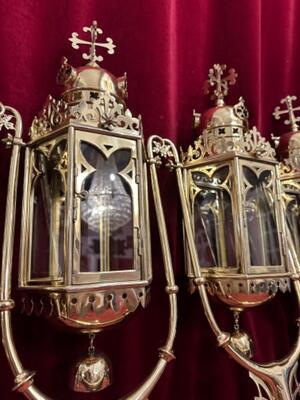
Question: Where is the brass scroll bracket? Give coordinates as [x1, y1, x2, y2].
[0, 102, 24, 147]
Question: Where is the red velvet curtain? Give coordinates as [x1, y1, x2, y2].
[0, 0, 299, 399]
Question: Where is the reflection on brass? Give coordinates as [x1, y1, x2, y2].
[13, 371, 36, 393]
[149, 65, 300, 399]
[0, 299, 15, 311]
[0, 20, 177, 400]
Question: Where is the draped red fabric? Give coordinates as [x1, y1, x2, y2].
[0, 0, 299, 399]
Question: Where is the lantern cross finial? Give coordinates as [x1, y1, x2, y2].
[273, 95, 300, 132]
[69, 20, 116, 66]
[204, 64, 238, 106]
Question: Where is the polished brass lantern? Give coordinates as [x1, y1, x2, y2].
[273, 95, 300, 261]
[0, 21, 177, 399]
[148, 64, 300, 400]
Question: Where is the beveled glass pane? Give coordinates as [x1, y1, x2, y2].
[31, 141, 66, 280]
[192, 166, 236, 268]
[286, 193, 300, 259]
[80, 142, 134, 272]
[243, 166, 281, 266]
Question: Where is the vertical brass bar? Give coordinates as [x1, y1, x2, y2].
[121, 137, 178, 400]
[99, 212, 110, 272]
[1, 107, 22, 300]
[66, 126, 75, 285]
[0, 105, 51, 399]
[18, 148, 30, 286]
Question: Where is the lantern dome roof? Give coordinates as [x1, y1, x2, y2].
[197, 64, 249, 135]
[57, 57, 127, 101]
[199, 97, 249, 135]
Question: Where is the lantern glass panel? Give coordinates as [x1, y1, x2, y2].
[192, 165, 236, 268]
[80, 142, 134, 273]
[31, 140, 66, 280]
[285, 192, 300, 259]
[242, 166, 281, 266]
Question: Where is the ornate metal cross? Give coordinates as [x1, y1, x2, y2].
[69, 20, 116, 65]
[273, 95, 300, 132]
[204, 64, 237, 105]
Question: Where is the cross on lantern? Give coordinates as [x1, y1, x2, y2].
[69, 20, 116, 65]
[273, 95, 300, 133]
[204, 64, 238, 105]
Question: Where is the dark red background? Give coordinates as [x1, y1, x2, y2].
[0, 0, 299, 399]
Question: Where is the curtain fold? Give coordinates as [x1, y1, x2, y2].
[0, 1, 299, 399]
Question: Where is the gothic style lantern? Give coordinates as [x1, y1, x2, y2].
[273, 95, 300, 261]
[0, 21, 177, 399]
[148, 65, 300, 399]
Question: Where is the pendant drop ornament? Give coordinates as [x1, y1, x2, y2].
[230, 310, 253, 359]
[71, 333, 112, 393]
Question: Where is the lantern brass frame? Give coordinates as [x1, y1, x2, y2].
[0, 99, 178, 398]
[19, 124, 150, 289]
[280, 164, 300, 262]
[148, 134, 300, 400]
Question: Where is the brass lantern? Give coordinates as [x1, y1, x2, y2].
[273, 95, 300, 261]
[0, 21, 178, 399]
[148, 64, 300, 400]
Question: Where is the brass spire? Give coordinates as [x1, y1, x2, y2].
[273, 95, 300, 133]
[68, 20, 116, 66]
[204, 64, 238, 106]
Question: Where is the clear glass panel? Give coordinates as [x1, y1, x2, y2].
[31, 177, 50, 279]
[243, 166, 281, 266]
[286, 193, 300, 259]
[31, 141, 66, 280]
[80, 142, 134, 272]
[192, 166, 236, 268]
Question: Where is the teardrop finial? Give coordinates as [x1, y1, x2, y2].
[69, 20, 116, 66]
[204, 64, 238, 106]
[273, 95, 300, 133]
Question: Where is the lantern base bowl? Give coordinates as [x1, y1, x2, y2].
[20, 287, 148, 331]
[216, 292, 275, 308]
[189, 276, 291, 308]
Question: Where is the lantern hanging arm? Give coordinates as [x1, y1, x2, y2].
[0, 19, 178, 398]
[147, 132, 300, 400]
[0, 103, 50, 398]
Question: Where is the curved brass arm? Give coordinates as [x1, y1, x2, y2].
[121, 138, 179, 400]
[150, 134, 300, 400]
[0, 103, 51, 399]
